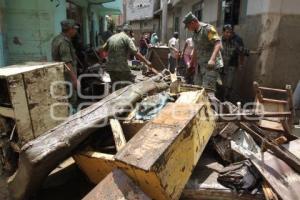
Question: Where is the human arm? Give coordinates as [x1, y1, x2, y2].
[59, 43, 79, 90]
[190, 48, 197, 69]
[181, 42, 188, 58]
[206, 26, 222, 67]
[208, 41, 222, 66]
[135, 52, 159, 75]
[128, 36, 159, 74]
[64, 63, 79, 90]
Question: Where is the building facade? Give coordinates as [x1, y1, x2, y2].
[153, 0, 300, 100]
[0, 0, 121, 67]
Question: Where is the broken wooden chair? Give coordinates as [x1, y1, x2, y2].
[253, 81, 295, 141]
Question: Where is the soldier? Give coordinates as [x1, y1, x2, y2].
[183, 12, 223, 92]
[103, 24, 154, 90]
[221, 24, 246, 101]
[52, 19, 79, 112]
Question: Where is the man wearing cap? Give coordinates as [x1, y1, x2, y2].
[52, 19, 79, 111]
[102, 24, 154, 90]
[183, 12, 223, 92]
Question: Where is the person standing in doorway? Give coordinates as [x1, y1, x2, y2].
[183, 12, 223, 92]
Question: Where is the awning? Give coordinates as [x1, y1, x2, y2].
[99, 4, 121, 15]
[88, 0, 114, 3]
[99, 0, 122, 16]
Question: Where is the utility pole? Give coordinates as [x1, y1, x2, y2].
[161, 0, 168, 44]
[123, 0, 127, 24]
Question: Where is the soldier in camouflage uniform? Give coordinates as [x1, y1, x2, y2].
[52, 19, 79, 111]
[103, 24, 153, 90]
[221, 24, 245, 101]
[183, 12, 223, 92]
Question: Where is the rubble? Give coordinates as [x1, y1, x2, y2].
[2, 71, 299, 200]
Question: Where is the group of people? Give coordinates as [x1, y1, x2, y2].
[51, 20, 154, 112]
[51, 12, 249, 112]
[169, 12, 248, 101]
[139, 32, 160, 56]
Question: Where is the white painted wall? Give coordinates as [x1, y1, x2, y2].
[247, 0, 300, 15]
[202, 0, 218, 23]
[126, 0, 154, 21]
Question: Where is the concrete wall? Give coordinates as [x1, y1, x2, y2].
[0, 0, 107, 66]
[235, 0, 300, 101]
[0, 0, 6, 66]
[174, 0, 219, 49]
[202, 0, 218, 24]
[3, 0, 67, 65]
[126, 0, 154, 21]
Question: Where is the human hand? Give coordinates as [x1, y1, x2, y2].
[207, 59, 215, 69]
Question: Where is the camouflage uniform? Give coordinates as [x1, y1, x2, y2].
[193, 23, 223, 91]
[103, 32, 138, 88]
[52, 33, 77, 108]
[221, 34, 244, 99]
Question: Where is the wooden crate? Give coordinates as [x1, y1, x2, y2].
[115, 102, 215, 200]
[147, 47, 169, 72]
[0, 62, 69, 144]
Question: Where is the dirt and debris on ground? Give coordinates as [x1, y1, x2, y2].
[1, 66, 300, 200]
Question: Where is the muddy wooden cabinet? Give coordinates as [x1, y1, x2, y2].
[0, 62, 69, 145]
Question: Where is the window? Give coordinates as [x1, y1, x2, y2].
[192, 2, 203, 21]
[66, 1, 83, 41]
[223, 0, 241, 25]
[174, 16, 179, 32]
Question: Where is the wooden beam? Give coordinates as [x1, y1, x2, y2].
[0, 106, 14, 118]
[110, 119, 126, 151]
[239, 122, 300, 174]
[82, 169, 150, 200]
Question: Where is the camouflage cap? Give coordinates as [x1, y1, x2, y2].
[61, 19, 79, 30]
[182, 12, 198, 28]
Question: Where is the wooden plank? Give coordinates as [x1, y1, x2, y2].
[232, 132, 300, 200]
[262, 181, 279, 200]
[82, 169, 151, 200]
[115, 102, 215, 200]
[176, 90, 206, 104]
[0, 106, 14, 118]
[110, 119, 126, 151]
[7, 74, 34, 144]
[73, 151, 116, 184]
[0, 62, 64, 77]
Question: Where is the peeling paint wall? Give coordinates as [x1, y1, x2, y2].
[3, 0, 67, 65]
[235, 0, 300, 101]
[126, 0, 154, 21]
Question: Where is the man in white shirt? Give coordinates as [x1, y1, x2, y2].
[168, 32, 179, 73]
